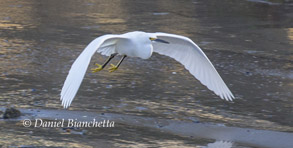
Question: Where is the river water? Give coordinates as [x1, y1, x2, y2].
[0, 0, 292, 147]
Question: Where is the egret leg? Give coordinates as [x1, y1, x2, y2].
[109, 55, 127, 72]
[91, 53, 117, 73]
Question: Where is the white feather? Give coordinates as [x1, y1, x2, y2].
[152, 32, 234, 101]
[60, 35, 124, 108]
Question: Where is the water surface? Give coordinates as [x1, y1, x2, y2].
[0, 0, 293, 147]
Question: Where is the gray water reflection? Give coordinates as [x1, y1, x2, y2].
[0, 0, 293, 147]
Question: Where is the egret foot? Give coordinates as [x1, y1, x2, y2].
[108, 64, 118, 72]
[91, 63, 103, 73]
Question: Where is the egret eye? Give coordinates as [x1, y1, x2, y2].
[149, 37, 156, 41]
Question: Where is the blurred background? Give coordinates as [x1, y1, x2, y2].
[0, 0, 292, 147]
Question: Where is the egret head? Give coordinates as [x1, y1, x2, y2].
[149, 37, 169, 44]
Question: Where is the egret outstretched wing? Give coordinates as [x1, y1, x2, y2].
[60, 35, 125, 108]
[152, 32, 234, 101]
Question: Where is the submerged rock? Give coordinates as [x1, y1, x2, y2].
[3, 107, 21, 119]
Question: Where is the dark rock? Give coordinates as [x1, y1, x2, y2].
[0, 110, 3, 118]
[3, 107, 21, 119]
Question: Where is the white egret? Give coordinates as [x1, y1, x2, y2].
[61, 31, 234, 108]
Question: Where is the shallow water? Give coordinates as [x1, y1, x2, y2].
[0, 0, 293, 147]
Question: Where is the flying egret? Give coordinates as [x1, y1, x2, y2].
[61, 31, 234, 108]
